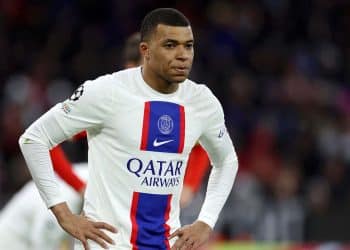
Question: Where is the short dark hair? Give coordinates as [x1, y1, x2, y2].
[140, 8, 190, 42]
[122, 32, 141, 66]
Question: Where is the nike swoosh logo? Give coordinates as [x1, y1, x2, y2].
[153, 138, 174, 147]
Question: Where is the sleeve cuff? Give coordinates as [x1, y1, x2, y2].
[197, 212, 217, 229]
[46, 196, 66, 209]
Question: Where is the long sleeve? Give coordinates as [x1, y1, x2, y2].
[197, 152, 238, 228]
[19, 132, 66, 208]
[19, 77, 113, 208]
[197, 87, 238, 228]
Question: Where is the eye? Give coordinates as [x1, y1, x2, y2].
[164, 43, 176, 49]
[185, 43, 194, 49]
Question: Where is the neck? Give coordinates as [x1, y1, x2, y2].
[141, 66, 179, 94]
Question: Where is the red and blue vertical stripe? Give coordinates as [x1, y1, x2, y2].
[130, 192, 172, 250]
[140, 101, 185, 153]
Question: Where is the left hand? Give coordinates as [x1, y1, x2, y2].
[169, 220, 212, 250]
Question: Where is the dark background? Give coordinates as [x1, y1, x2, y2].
[1, 0, 350, 242]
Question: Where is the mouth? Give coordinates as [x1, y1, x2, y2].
[173, 67, 189, 75]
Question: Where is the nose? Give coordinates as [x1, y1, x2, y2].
[176, 45, 192, 61]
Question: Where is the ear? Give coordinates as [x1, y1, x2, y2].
[139, 42, 150, 60]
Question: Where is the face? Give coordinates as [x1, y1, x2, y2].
[141, 24, 194, 84]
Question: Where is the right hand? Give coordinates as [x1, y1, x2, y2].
[51, 203, 117, 250]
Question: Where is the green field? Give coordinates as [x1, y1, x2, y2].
[211, 242, 290, 250]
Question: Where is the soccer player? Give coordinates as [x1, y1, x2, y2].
[19, 8, 238, 250]
[0, 163, 88, 250]
[49, 31, 210, 208]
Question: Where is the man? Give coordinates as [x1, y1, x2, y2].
[50, 31, 210, 208]
[19, 8, 238, 250]
[0, 163, 88, 250]
[123, 32, 143, 68]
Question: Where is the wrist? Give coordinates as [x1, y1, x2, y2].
[50, 202, 73, 222]
[195, 220, 213, 232]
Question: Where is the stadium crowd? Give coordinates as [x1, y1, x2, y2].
[1, 0, 350, 243]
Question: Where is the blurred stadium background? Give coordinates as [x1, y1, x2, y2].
[1, 0, 350, 249]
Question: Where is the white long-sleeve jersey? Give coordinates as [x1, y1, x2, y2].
[19, 67, 238, 250]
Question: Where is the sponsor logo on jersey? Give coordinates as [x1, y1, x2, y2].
[140, 101, 185, 153]
[126, 158, 183, 187]
[153, 138, 174, 147]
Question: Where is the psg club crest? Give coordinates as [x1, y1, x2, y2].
[140, 101, 185, 153]
[157, 115, 174, 135]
